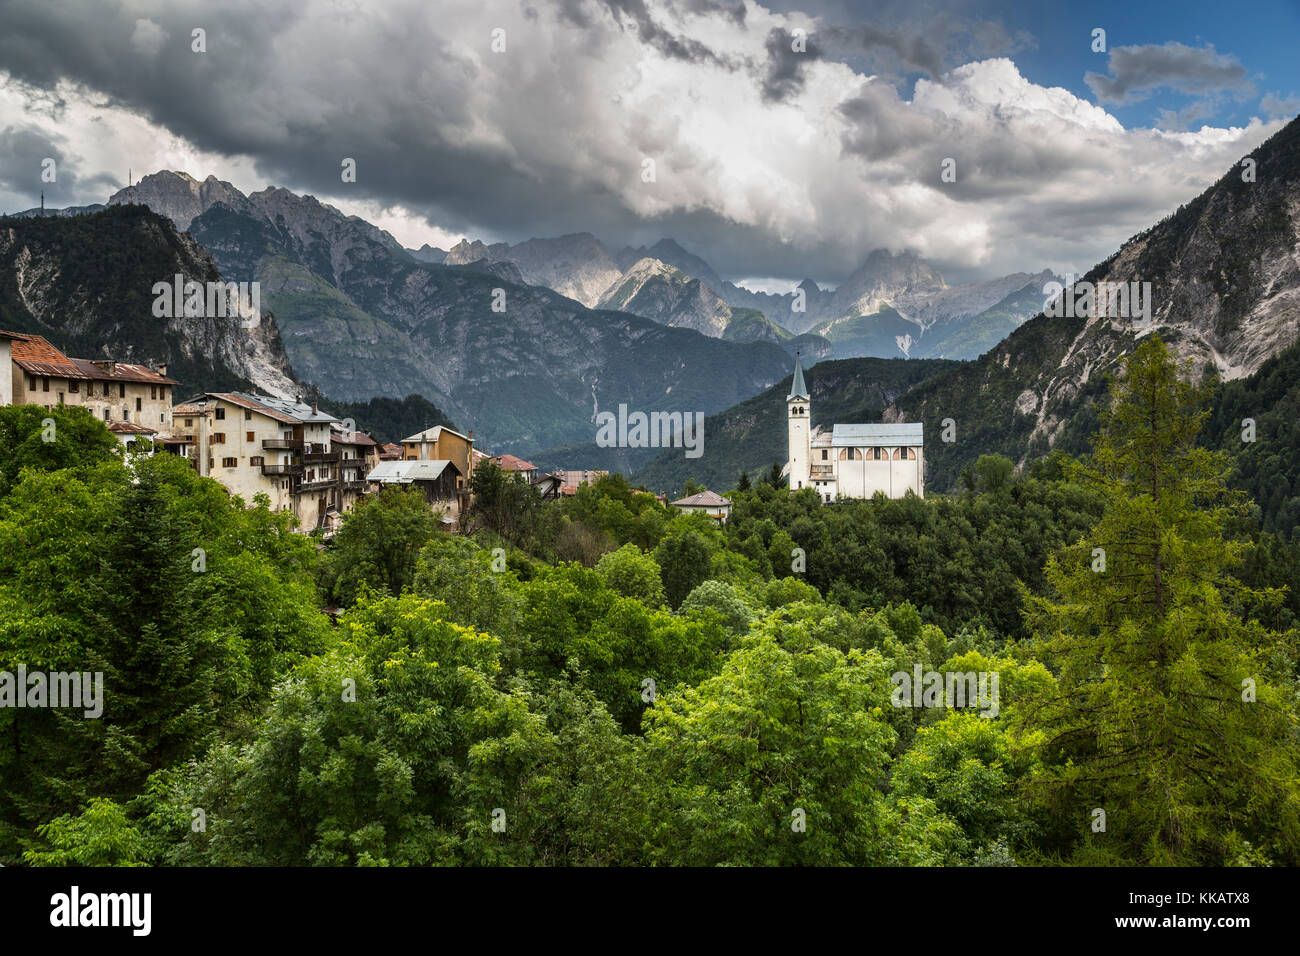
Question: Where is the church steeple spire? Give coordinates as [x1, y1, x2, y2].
[787, 353, 808, 401]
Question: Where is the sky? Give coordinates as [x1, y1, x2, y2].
[0, 0, 1296, 290]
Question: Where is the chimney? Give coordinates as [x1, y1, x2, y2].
[156, 363, 167, 377]
[312, 401, 318, 414]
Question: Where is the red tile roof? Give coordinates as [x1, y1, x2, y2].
[207, 392, 300, 426]
[107, 421, 158, 435]
[491, 453, 537, 472]
[3, 330, 177, 383]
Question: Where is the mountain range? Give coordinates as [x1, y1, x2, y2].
[95, 172, 793, 457]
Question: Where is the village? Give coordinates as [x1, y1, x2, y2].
[0, 329, 730, 531]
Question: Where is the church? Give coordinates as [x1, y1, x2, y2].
[785, 356, 924, 503]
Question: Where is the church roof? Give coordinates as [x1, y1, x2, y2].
[831, 423, 923, 446]
[787, 356, 808, 400]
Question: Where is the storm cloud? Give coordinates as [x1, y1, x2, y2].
[0, 0, 1282, 285]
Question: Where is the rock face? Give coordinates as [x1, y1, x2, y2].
[829, 249, 947, 320]
[598, 257, 733, 337]
[408, 244, 447, 264]
[109, 171, 249, 231]
[445, 233, 623, 307]
[0, 204, 298, 398]
[892, 114, 1300, 491]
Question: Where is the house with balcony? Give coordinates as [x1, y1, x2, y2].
[332, 425, 380, 514]
[167, 391, 350, 529]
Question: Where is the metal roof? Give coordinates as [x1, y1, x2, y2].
[831, 423, 924, 446]
[237, 392, 338, 424]
[366, 459, 460, 483]
[671, 490, 732, 507]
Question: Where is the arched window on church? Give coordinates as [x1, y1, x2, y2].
[872, 447, 886, 460]
[838, 448, 860, 460]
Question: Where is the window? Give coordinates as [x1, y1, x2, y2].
[223, 457, 237, 468]
[244, 410, 252, 421]
[215, 407, 225, 420]
[118, 383, 125, 398]
[821, 449, 828, 460]
[150, 386, 157, 400]
[57, 392, 64, 405]
[103, 409, 110, 421]
[135, 397, 142, 412]
[838, 447, 860, 461]
[102, 382, 109, 396]
[212, 433, 225, 444]
[184, 418, 193, 427]
[246, 431, 255, 442]
[42, 376, 50, 392]
[250, 456, 264, 467]
[160, 413, 166, 424]
[26, 376, 34, 391]
[69, 380, 79, 393]
[122, 408, 128, 420]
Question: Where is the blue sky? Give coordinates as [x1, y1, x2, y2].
[793, 0, 1300, 130]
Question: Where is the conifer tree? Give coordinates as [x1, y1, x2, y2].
[1024, 336, 1300, 864]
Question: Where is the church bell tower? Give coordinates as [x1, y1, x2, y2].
[786, 355, 810, 490]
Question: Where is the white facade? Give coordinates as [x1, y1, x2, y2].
[785, 357, 924, 502]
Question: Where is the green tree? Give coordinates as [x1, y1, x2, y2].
[655, 527, 714, 609]
[23, 798, 147, 867]
[0, 404, 119, 496]
[1025, 337, 1300, 865]
[641, 632, 906, 865]
[470, 460, 541, 542]
[319, 485, 437, 605]
[595, 544, 666, 607]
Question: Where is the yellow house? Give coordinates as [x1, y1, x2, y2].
[4, 330, 178, 427]
[401, 425, 474, 493]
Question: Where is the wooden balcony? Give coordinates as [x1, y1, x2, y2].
[262, 438, 303, 451]
[261, 462, 302, 476]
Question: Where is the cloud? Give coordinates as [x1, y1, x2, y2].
[0, 0, 1284, 286]
[1085, 42, 1253, 105]
[1260, 91, 1300, 120]
[129, 19, 167, 58]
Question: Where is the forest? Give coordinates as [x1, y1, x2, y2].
[1, 336, 1297, 867]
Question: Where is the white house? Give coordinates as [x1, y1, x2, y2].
[670, 489, 732, 524]
[785, 356, 924, 502]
